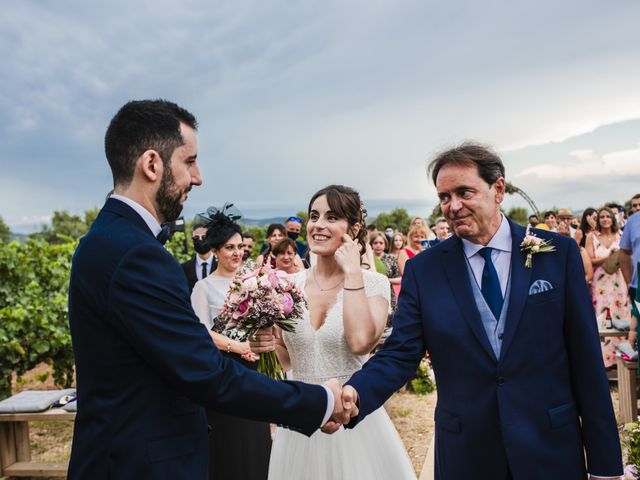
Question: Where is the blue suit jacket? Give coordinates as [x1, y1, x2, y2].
[346, 219, 622, 479]
[68, 199, 326, 479]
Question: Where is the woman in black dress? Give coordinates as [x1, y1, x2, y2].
[191, 206, 271, 480]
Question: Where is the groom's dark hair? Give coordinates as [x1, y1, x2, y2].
[428, 142, 505, 187]
[105, 99, 198, 186]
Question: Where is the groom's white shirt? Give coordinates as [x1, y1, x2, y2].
[110, 194, 335, 427]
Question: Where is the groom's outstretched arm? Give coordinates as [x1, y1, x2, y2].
[344, 259, 427, 428]
[110, 244, 327, 436]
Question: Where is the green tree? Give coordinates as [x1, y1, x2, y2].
[0, 238, 77, 398]
[372, 208, 412, 233]
[241, 224, 267, 259]
[295, 211, 309, 241]
[33, 208, 100, 244]
[428, 204, 443, 226]
[506, 207, 529, 226]
[0, 215, 10, 243]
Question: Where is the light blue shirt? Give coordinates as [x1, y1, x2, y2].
[462, 215, 616, 478]
[461, 214, 512, 295]
[620, 212, 640, 289]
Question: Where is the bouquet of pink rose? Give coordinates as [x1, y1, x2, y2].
[218, 267, 306, 379]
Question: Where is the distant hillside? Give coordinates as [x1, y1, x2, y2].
[241, 217, 288, 227]
[9, 233, 28, 243]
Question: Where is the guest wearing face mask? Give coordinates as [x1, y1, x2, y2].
[181, 225, 217, 293]
[383, 226, 395, 248]
[284, 215, 310, 266]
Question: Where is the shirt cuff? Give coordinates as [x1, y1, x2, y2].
[320, 385, 334, 426]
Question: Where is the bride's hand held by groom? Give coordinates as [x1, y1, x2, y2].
[320, 381, 359, 434]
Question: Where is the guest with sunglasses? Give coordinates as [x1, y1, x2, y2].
[284, 215, 310, 262]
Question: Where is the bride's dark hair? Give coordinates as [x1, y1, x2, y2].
[307, 185, 368, 258]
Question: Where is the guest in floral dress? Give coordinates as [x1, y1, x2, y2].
[369, 232, 400, 323]
[586, 207, 631, 367]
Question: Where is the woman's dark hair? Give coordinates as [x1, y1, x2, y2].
[578, 207, 597, 247]
[307, 184, 368, 257]
[266, 224, 287, 239]
[262, 224, 287, 258]
[596, 207, 619, 234]
[203, 213, 242, 250]
[579, 208, 597, 234]
[272, 237, 297, 257]
[105, 99, 198, 187]
[427, 142, 505, 186]
[544, 211, 556, 220]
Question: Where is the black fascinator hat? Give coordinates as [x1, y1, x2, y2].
[195, 203, 243, 250]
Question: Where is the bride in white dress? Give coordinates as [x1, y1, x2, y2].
[264, 185, 416, 480]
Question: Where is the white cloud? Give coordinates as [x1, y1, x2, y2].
[2, 0, 640, 222]
[515, 143, 640, 180]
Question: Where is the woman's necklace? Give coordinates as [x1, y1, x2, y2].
[312, 268, 344, 292]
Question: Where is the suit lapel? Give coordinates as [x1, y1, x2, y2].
[498, 220, 532, 362]
[102, 198, 156, 239]
[442, 237, 497, 362]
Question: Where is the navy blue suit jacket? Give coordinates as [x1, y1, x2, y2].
[68, 199, 326, 479]
[346, 219, 622, 479]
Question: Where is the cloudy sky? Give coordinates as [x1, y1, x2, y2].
[1, 0, 639, 232]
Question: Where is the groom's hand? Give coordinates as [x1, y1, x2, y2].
[248, 327, 278, 354]
[320, 379, 360, 434]
[321, 379, 344, 434]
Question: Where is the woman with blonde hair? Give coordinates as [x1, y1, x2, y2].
[410, 216, 435, 239]
[397, 224, 429, 275]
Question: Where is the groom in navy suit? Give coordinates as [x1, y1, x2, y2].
[343, 143, 622, 479]
[67, 100, 349, 479]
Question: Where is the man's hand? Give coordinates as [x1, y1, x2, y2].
[320, 380, 359, 434]
[248, 327, 278, 354]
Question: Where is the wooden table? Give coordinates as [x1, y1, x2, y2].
[617, 356, 638, 424]
[0, 409, 74, 479]
[598, 327, 628, 338]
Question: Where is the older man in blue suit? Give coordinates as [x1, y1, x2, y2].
[67, 100, 350, 479]
[342, 144, 622, 479]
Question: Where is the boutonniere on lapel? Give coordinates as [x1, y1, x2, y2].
[520, 226, 556, 268]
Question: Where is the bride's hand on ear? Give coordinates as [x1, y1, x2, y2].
[335, 234, 361, 275]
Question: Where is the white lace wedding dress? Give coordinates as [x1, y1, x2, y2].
[268, 269, 416, 479]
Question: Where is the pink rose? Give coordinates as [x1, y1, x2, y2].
[233, 298, 252, 319]
[280, 292, 294, 316]
[241, 268, 261, 281]
[268, 271, 281, 288]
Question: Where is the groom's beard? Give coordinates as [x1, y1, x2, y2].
[156, 166, 187, 223]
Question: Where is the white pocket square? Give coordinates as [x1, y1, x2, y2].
[528, 279, 553, 295]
